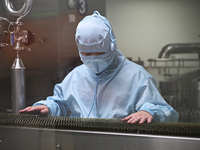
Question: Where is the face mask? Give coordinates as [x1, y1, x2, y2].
[80, 51, 114, 74]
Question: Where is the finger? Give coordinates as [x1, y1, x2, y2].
[26, 107, 38, 112]
[122, 115, 132, 121]
[127, 117, 140, 124]
[20, 106, 32, 111]
[147, 117, 153, 123]
[18, 107, 32, 113]
[27, 106, 44, 112]
[139, 117, 147, 124]
[40, 109, 46, 114]
[40, 107, 49, 114]
[130, 118, 140, 124]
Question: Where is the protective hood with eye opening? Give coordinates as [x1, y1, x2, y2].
[75, 11, 117, 53]
[75, 11, 120, 74]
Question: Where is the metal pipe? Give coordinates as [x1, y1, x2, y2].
[4, 0, 33, 20]
[158, 43, 200, 58]
[11, 51, 26, 113]
[3, 0, 34, 112]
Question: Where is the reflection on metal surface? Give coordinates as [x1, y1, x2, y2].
[12, 22, 35, 51]
[0, 0, 106, 113]
[11, 57, 26, 113]
[0, 18, 35, 112]
[148, 43, 200, 123]
[158, 43, 200, 58]
[10, 20, 34, 113]
[4, 0, 33, 20]
[0, 113, 200, 150]
[159, 69, 200, 122]
[1, 113, 200, 137]
[1, 0, 34, 113]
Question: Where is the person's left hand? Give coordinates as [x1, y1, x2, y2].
[122, 111, 153, 124]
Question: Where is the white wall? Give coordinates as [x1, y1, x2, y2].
[106, 0, 200, 66]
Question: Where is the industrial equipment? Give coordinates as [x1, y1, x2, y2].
[148, 43, 200, 123]
[1, 1, 200, 149]
[0, 0, 106, 113]
[0, 0, 34, 113]
[0, 113, 200, 150]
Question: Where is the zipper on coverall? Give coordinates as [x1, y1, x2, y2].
[87, 76, 100, 118]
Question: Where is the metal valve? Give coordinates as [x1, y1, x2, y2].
[10, 21, 35, 52]
[9, 22, 35, 113]
[1, 0, 34, 113]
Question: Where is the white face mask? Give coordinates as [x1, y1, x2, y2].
[80, 51, 114, 74]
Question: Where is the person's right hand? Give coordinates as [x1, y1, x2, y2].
[18, 105, 49, 115]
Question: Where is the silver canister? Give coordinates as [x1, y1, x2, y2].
[11, 56, 26, 113]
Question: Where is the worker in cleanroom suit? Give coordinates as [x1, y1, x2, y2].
[19, 11, 179, 124]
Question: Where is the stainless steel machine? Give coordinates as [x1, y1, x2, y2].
[148, 43, 200, 123]
[2, 0, 35, 113]
[0, 113, 200, 150]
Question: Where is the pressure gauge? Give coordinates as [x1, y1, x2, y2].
[68, 0, 76, 9]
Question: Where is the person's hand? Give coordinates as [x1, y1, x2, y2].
[122, 111, 153, 124]
[18, 105, 49, 115]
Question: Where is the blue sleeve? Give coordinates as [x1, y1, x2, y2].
[33, 83, 69, 116]
[135, 77, 179, 122]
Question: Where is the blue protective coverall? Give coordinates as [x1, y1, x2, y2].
[33, 11, 179, 122]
